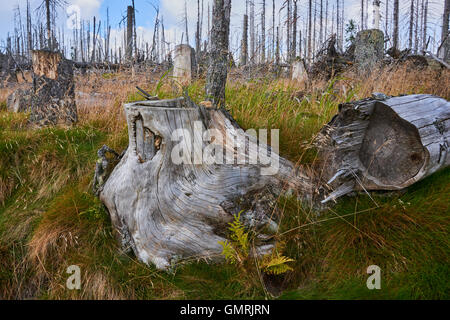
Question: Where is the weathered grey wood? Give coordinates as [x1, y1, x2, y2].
[316, 94, 450, 203]
[99, 98, 312, 270]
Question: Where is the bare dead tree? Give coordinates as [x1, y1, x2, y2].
[409, 0, 414, 48]
[250, 0, 255, 64]
[196, 0, 201, 54]
[325, 0, 329, 40]
[206, 0, 231, 108]
[292, 0, 297, 61]
[272, 0, 276, 60]
[373, 0, 381, 29]
[361, 0, 364, 30]
[308, 0, 312, 63]
[393, 0, 399, 50]
[132, 0, 137, 58]
[385, 0, 389, 49]
[319, 0, 323, 44]
[261, 0, 266, 62]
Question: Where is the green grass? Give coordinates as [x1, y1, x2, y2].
[0, 74, 448, 300]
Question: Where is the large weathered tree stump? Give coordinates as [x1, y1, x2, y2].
[317, 94, 450, 203]
[99, 98, 312, 270]
[29, 50, 77, 126]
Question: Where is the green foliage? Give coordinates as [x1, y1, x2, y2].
[228, 211, 249, 254]
[345, 19, 358, 45]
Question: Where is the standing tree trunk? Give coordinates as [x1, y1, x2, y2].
[250, 0, 255, 65]
[409, 0, 415, 48]
[292, 0, 297, 61]
[272, 0, 275, 60]
[126, 7, 133, 61]
[196, 0, 201, 55]
[286, 0, 291, 62]
[98, 97, 312, 270]
[184, 0, 190, 45]
[45, 0, 52, 49]
[261, 0, 266, 63]
[422, 0, 428, 54]
[206, 0, 231, 108]
[317, 94, 450, 203]
[361, 0, 364, 30]
[319, 0, 323, 44]
[92, 16, 98, 62]
[240, 14, 249, 66]
[393, 0, 399, 50]
[385, 0, 389, 49]
[373, 0, 381, 29]
[443, 0, 450, 44]
[308, 0, 312, 63]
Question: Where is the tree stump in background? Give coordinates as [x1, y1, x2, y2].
[29, 50, 77, 126]
[173, 44, 196, 86]
[99, 98, 312, 270]
[316, 94, 450, 203]
[354, 29, 384, 74]
[291, 58, 308, 83]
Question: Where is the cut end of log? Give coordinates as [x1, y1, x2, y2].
[317, 94, 450, 203]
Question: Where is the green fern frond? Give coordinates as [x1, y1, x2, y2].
[262, 256, 294, 275]
[228, 211, 249, 254]
[218, 240, 237, 264]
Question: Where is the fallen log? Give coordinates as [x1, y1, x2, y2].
[317, 93, 450, 203]
[99, 98, 313, 270]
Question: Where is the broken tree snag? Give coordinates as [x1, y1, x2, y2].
[29, 50, 77, 126]
[291, 58, 308, 82]
[316, 94, 450, 203]
[99, 98, 312, 270]
[173, 44, 197, 85]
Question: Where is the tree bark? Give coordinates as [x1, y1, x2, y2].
[443, 0, 450, 44]
[28, 50, 77, 126]
[393, 0, 399, 50]
[240, 14, 249, 66]
[99, 98, 312, 270]
[206, 0, 231, 108]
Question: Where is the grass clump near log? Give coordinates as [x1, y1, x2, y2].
[0, 64, 449, 299]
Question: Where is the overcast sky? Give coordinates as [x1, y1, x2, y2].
[0, 0, 446, 59]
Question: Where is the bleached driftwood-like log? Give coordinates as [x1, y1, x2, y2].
[317, 94, 450, 203]
[99, 98, 312, 270]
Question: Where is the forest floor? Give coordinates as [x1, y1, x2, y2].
[0, 63, 449, 299]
